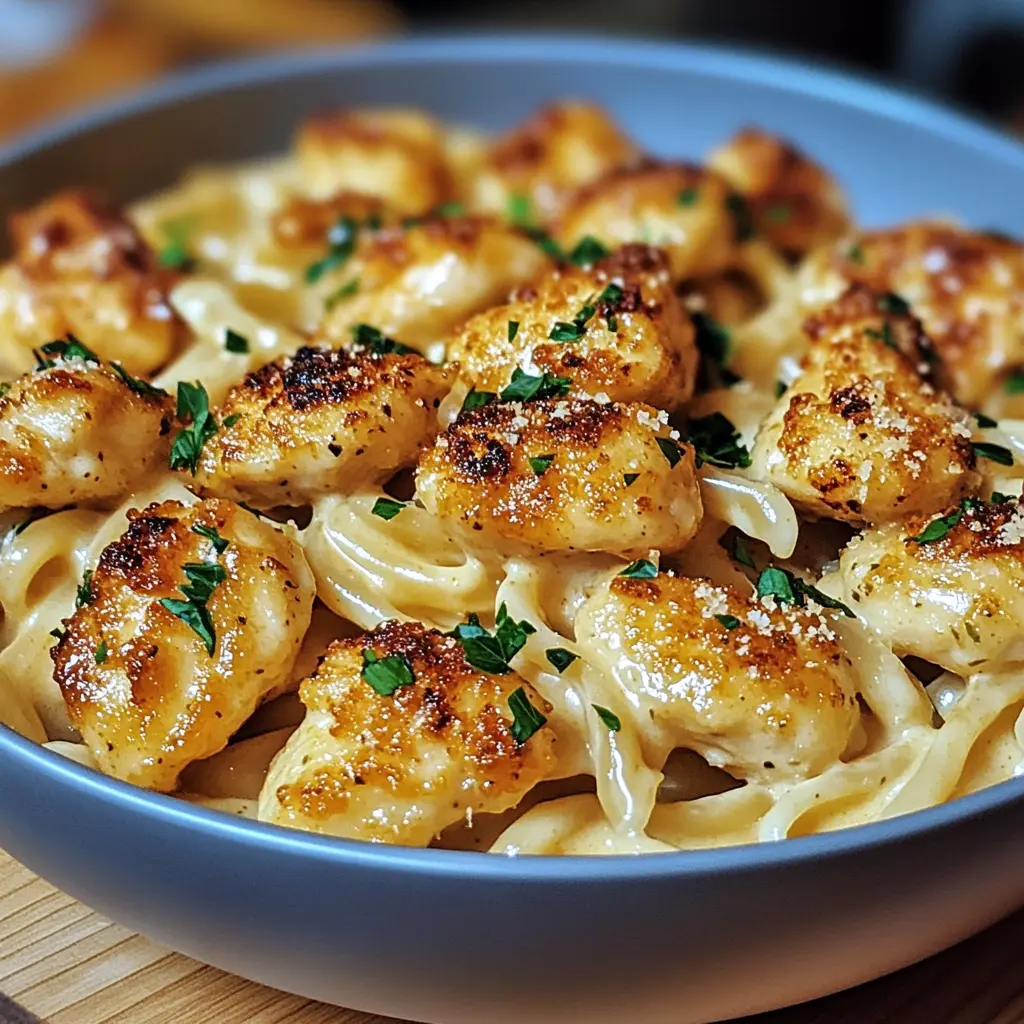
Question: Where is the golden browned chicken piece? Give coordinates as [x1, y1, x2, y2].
[194, 345, 451, 508]
[294, 108, 452, 215]
[465, 101, 641, 222]
[836, 496, 1024, 676]
[0, 189, 185, 376]
[575, 572, 861, 782]
[416, 393, 702, 559]
[751, 287, 979, 525]
[0, 339, 174, 513]
[707, 127, 851, 259]
[556, 161, 741, 282]
[258, 618, 557, 845]
[445, 244, 697, 408]
[797, 222, 1024, 408]
[317, 215, 553, 353]
[52, 497, 315, 791]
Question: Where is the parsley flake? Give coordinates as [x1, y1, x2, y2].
[350, 324, 416, 356]
[975, 411, 999, 428]
[991, 491, 1014, 504]
[521, 226, 566, 261]
[110, 362, 168, 398]
[756, 566, 854, 616]
[450, 604, 536, 675]
[623, 472, 639, 487]
[361, 648, 415, 696]
[912, 498, 979, 544]
[774, 380, 787, 399]
[160, 598, 216, 655]
[158, 219, 195, 271]
[568, 236, 609, 267]
[677, 187, 700, 207]
[685, 412, 752, 470]
[508, 686, 547, 744]
[36, 335, 100, 368]
[865, 321, 898, 350]
[715, 614, 741, 630]
[618, 559, 657, 579]
[529, 454, 555, 476]
[1004, 371, 1024, 395]
[499, 368, 571, 403]
[972, 441, 1014, 467]
[592, 704, 621, 731]
[719, 531, 756, 570]
[877, 292, 911, 316]
[305, 215, 358, 284]
[169, 381, 220, 476]
[76, 569, 94, 608]
[191, 524, 229, 554]
[726, 192, 756, 242]
[656, 436, 685, 468]
[692, 311, 740, 387]
[461, 387, 497, 413]
[371, 497, 407, 521]
[222, 413, 241, 428]
[325, 278, 360, 310]
[49, 628, 65, 643]
[508, 194, 532, 224]
[508, 320, 520, 342]
[224, 328, 249, 354]
[94, 641, 108, 665]
[545, 648, 578, 673]
[159, 559, 228, 655]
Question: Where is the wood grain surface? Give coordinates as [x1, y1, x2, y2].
[1, 849, 1022, 1024]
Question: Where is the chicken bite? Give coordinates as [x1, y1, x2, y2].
[52, 497, 315, 791]
[258, 618, 556, 845]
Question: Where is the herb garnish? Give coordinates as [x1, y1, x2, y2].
[76, 569, 94, 608]
[972, 441, 1014, 466]
[371, 497, 407, 520]
[685, 412, 752, 470]
[191, 524, 229, 554]
[568, 236, 609, 267]
[911, 498, 979, 544]
[158, 219, 195, 271]
[546, 648, 578, 673]
[726, 192, 756, 243]
[35, 335, 100, 368]
[846, 241, 866, 265]
[305, 215, 359, 284]
[508, 193, 532, 224]
[677, 187, 700, 207]
[618, 559, 658, 579]
[110, 362, 168, 398]
[449, 604, 536, 675]
[1004, 371, 1024, 395]
[350, 323, 416, 356]
[521, 226, 567, 261]
[975, 411, 999, 428]
[715, 614, 741, 630]
[169, 381, 220, 476]
[325, 278, 360, 310]
[592, 704, 621, 731]
[94, 642, 108, 665]
[756, 566, 855, 617]
[877, 292, 910, 316]
[49, 628, 65, 643]
[500, 368, 571, 403]
[623, 472, 639, 487]
[656, 436, 685, 468]
[991, 491, 1014, 504]
[159, 560, 227, 655]
[461, 387, 497, 413]
[508, 687, 547, 743]
[508, 320, 520, 342]
[224, 329, 249, 354]
[529, 454, 555, 476]
[692, 312, 740, 387]
[361, 648, 416, 696]
[865, 322, 898, 350]
[775, 380, 787, 399]
[719, 531, 756, 570]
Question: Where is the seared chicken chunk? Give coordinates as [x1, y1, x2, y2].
[576, 573, 860, 782]
[294, 108, 452, 215]
[416, 395, 702, 558]
[836, 497, 1024, 675]
[446, 244, 697, 407]
[0, 345, 174, 513]
[467, 101, 640, 222]
[0, 189, 184, 376]
[752, 287, 978, 525]
[258, 619, 556, 845]
[798, 222, 1024, 408]
[556, 162, 740, 281]
[318, 215, 552, 352]
[52, 498, 315, 791]
[708, 127, 851, 258]
[194, 346, 451, 508]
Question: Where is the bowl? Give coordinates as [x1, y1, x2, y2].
[1, 36, 1023, 1024]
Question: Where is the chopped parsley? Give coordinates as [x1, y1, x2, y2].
[720, 531, 756, 570]
[567, 235, 609, 267]
[715, 614, 741, 630]
[76, 569, 94, 608]
[158, 218, 195, 271]
[49, 627, 65, 643]
[846, 241, 866, 265]
[656, 436, 685, 468]
[623, 472, 639, 487]
[94, 641, 108, 665]
[159, 559, 228, 656]
[238, 501, 264, 518]
[325, 278, 360, 311]
[305, 215, 359, 284]
[521, 226, 567, 261]
[592, 704, 621, 731]
[774, 380, 787, 399]
[449, 604, 536, 675]
[546, 648, 578, 673]
[766, 203, 791, 224]
[1004, 371, 1024, 395]
[361, 648, 415, 696]
[0, 382, 9, 400]
[110, 362, 168, 398]
[677, 187, 700, 207]
[499, 368, 571, 403]
[349, 323, 416, 356]
[222, 413, 241, 428]
[911, 498, 979, 544]
[169, 381, 220, 476]
[692, 311, 740, 387]
[685, 412, 752, 470]
[461, 387, 497, 413]
[224, 329, 249, 354]
[371, 497, 407, 520]
[507, 193, 532, 224]
[191, 524, 229, 554]
[972, 441, 1014, 467]
[35, 335, 100, 368]
[877, 292, 911, 316]
[508, 320, 520, 342]
[618, 559, 657, 579]
[991, 491, 1015, 504]
[726, 192, 756, 243]
[529, 454, 555, 476]
[434, 201, 466, 218]
[508, 686, 547, 744]
[975, 411, 999, 428]
[756, 566, 855, 617]
[865, 321, 897, 350]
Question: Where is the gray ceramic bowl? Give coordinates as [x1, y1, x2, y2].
[1, 36, 1024, 1024]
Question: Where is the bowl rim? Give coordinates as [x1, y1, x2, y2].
[2, 33, 1023, 881]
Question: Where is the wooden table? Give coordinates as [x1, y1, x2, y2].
[1, 850, 1022, 1024]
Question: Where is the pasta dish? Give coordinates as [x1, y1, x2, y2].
[1, 102, 1022, 856]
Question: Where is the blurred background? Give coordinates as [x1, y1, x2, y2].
[3, 0, 1024, 140]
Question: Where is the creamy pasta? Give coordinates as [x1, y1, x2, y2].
[1, 101, 1022, 855]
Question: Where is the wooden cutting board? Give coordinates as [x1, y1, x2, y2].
[1, 849, 1022, 1024]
